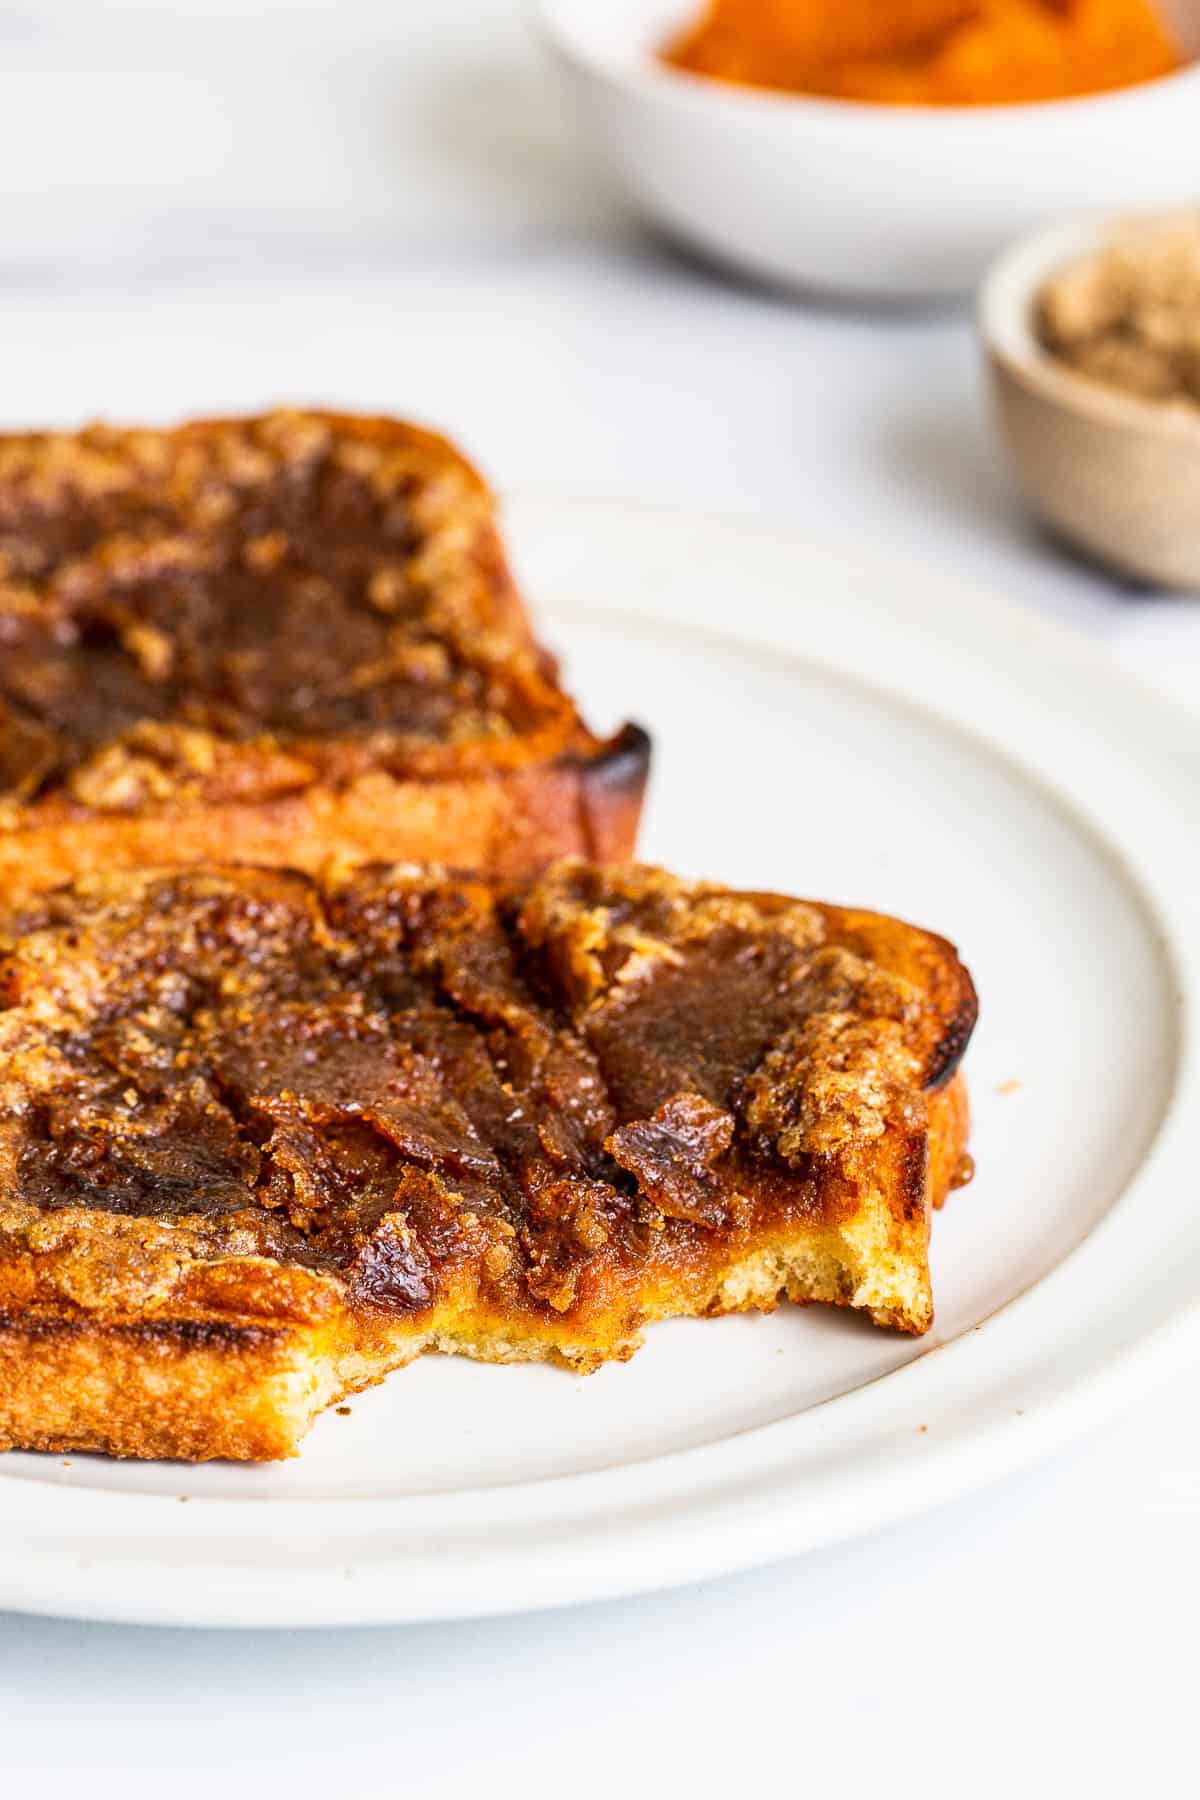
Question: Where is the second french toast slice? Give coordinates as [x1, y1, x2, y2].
[0, 859, 976, 1461]
[0, 409, 649, 900]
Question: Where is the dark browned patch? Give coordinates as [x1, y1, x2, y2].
[606, 1092, 735, 1227]
[924, 986, 979, 1089]
[576, 723, 652, 860]
[349, 1225, 436, 1314]
[898, 1131, 930, 1223]
[0, 1310, 282, 1351]
[574, 722, 651, 792]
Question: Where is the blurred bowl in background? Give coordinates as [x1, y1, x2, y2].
[536, 0, 1200, 300]
[981, 211, 1200, 593]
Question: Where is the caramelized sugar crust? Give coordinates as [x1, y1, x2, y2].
[0, 861, 976, 1459]
[0, 409, 595, 811]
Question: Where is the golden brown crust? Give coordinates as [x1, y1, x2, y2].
[0, 410, 648, 897]
[0, 723, 651, 900]
[0, 859, 976, 1460]
[0, 1310, 319, 1462]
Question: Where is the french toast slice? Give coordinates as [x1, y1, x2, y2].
[0, 410, 648, 902]
[0, 860, 976, 1462]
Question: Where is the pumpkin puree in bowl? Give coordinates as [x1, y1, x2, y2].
[662, 0, 1183, 105]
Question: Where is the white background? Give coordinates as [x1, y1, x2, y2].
[0, 1, 1197, 1789]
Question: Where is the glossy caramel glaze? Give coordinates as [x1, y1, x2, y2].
[0, 855, 972, 1317]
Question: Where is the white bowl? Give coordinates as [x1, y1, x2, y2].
[981, 210, 1200, 590]
[536, 0, 1200, 299]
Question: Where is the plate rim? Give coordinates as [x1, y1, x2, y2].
[1, 493, 1196, 1628]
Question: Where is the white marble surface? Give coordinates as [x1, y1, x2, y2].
[0, 2, 1197, 1788]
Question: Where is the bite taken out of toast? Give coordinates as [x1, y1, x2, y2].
[0, 410, 649, 903]
[0, 859, 976, 1462]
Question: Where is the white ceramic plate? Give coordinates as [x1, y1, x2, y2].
[1, 498, 1197, 1628]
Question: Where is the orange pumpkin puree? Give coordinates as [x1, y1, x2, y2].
[661, 0, 1183, 105]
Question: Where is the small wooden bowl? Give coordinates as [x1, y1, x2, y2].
[980, 212, 1200, 592]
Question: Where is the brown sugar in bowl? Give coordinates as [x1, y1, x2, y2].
[981, 211, 1200, 591]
